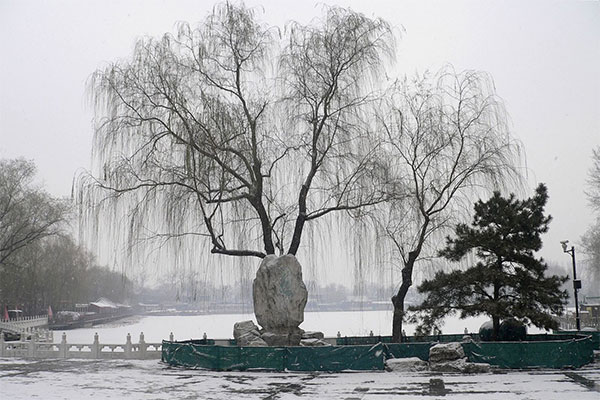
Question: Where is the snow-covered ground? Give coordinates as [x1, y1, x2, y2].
[1, 357, 599, 399]
[2, 312, 596, 399]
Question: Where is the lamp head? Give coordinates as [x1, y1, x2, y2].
[560, 240, 569, 252]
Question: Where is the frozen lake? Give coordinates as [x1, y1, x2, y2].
[51, 311, 522, 344]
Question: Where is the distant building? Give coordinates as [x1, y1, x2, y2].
[89, 298, 131, 315]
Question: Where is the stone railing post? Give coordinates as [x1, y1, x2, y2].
[0, 333, 5, 357]
[92, 332, 100, 359]
[139, 332, 146, 359]
[28, 335, 36, 358]
[125, 333, 132, 358]
[60, 333, 68, 359]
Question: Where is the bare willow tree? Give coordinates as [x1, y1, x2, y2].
[80, 3, 394, 272]
[0, 158, 68, 268]
[376, 68, 522, 341]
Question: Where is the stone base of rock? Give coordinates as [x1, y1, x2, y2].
[261, 329, 303, 346]
[233, 320, 267, 347]
[299, 331, 328, 346]
[302, 331, 324, 340]
[300, 338, 331, 347]
[385, 357, 429, 372]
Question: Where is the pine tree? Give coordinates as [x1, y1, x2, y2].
[410, 184, 568, 339]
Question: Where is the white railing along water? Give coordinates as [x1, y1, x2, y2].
[0, 332, 165, 360]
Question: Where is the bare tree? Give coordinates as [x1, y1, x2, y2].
[581, 147, 600, 294]
[0, 158, 68, 267]
[80, 4, 394, 265]
[2, 235, 132, 314]
[376, 68, 522, 342]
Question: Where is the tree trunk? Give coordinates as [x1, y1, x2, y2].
[391, 257, 416, 342]
[492, 316, 500, 341]
[288, 183, 311, 255]
[391, 294, 405, 342]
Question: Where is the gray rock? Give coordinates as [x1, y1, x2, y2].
[302, 331, 324, 340]
[261, 330, 303, 346]
[233, 320, 267, 347]
[461, 361, 492, 373]
[430, 357, 491, 373]
[253, 254, 308, 343]
[246, 338, 269, 347]
[385, 357, 428, 372]
[300, 338, 331, 347]
[429, 342, 466, 363]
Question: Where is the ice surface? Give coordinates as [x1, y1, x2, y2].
[51, 311, 547, 344]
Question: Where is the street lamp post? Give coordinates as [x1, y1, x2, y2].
[561, 240, 581, 331]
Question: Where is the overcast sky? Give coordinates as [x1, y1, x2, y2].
[0, 0, 598, 272]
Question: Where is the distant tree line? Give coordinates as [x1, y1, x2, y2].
[137, 277, 402, 308]
[0, 158, 132, 315]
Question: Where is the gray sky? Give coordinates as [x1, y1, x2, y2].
[0, 0, 598, 271]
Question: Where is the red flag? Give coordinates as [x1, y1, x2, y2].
[3, 306, 8, 321]
[48, 305, 53, 320]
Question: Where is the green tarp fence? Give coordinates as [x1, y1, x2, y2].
[162, 333, 595, 371]
[556, 330, 600, 350]
[162, 341, 386, 371]
[462, 336, 594, 369]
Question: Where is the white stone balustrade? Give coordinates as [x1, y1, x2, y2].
[0, 315, 48, 328]
[0, 331, 164, 360]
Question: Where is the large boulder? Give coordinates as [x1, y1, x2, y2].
[233, 320, 267, 347]
[429, 342, 465, 363]
[253, 254, 308, 344]
[428, 342, 491, 373]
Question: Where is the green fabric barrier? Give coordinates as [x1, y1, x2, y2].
[162, 341, 385, 371]
[286, 343, 385, 371]
[384, 343, 433, 361]
[555, 330, 600, 350]
[163, 333, 595, 371]
[462, 336, 594, 368]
